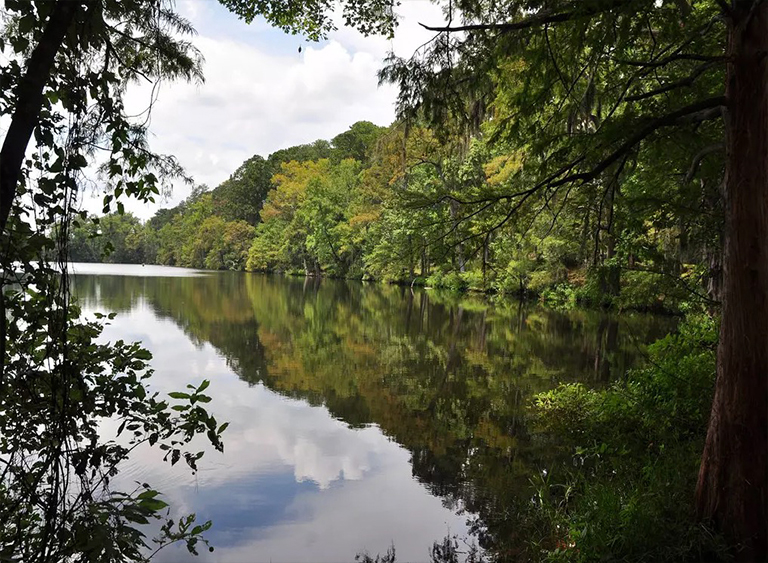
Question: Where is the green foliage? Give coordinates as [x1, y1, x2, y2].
[78, 109, 717, 318]
[212, 155, 273, 224]
[530, 316, 727, 562]
[540, 284, 578, 310]
[332, 120, 385, 163]
[0, 0, 239, 555]
[2, 260, 228, 561]
[217, 0, 397, 40]
[246, 158, 362, 276]
[426, 271, 469, 292]
[69, 213, 153, 264]
[615, 270, 690, 312]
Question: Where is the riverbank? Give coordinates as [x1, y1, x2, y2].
[74, 257, 689, 315]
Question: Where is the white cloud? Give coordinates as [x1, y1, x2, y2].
[83, 1, 445, 220]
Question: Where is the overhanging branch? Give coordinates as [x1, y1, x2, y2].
[419, 0, 636, 34]
[434, 96, 725, 210]
[546, 95, 726, 191]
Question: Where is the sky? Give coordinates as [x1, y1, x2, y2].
[94, 0, 445, 220]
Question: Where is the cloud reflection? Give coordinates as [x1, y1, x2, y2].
[90, 299, 468, 562]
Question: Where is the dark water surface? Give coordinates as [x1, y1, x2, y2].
[71, 263, 676, 562]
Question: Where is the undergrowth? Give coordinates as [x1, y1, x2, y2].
[529, 315, 730, 562]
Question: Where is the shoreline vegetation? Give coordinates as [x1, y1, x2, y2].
[69, 121, 700, 316]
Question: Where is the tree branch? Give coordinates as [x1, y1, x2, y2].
[615, 53, 724, 68]
[624, 60, 723, 102]
[419, 0, 634, 34]
[684, 142, 725, 183]
[546, 96, 726, 191]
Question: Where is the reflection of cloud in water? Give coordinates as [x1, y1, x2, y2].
[232, 394, 380, 489]
[202, 460, 465, 563]
[91, 301, 469, 562]
[103, 304, 385, 490]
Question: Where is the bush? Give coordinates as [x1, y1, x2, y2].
[616, 270, 688, 312]
[530, 315, 730, 563]
[460, 269, 486, 292]
[426, 271, 469, 292]
[540, 284, 577, 310]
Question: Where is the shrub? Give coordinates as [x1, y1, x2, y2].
[426, 271, 469, 292]
[540, 284, 577, 310]
[530, 315, 729, 563]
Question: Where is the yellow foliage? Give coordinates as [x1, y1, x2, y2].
[484, 153, 523, 186]
[349, 210, 381, 227]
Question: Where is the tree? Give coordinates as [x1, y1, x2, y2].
[331, 120, 385, 163]
[212, 155, 273, 225]
[379, 0, 764, 557]
[247, 159, 348, 274]
[267, 139, 335, 167]
[0, 2, 229, 558]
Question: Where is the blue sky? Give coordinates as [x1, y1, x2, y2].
[85, 0, 445, 220]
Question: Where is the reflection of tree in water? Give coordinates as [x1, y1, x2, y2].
[73, 272, 676, 560]
[72, 273, 269, 380]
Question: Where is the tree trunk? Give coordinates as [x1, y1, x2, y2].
[602, 231, 620, 300]
[449, 200, 466, 272]
[705, 242, 723, 305]
[0, 1, 80, 234]
[599, 177, 621, 303]
[696, 5, 768, 560]
[408, 234, 415, 278]
[0, 1, 79, 381]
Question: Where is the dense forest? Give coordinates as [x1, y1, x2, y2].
[70, 116, 713, 313]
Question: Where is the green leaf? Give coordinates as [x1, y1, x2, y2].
[18, 14, 34, 34]
[137, 490, 159, 500]
[135, 349, 152, 360]
[139, 498, 169, 512]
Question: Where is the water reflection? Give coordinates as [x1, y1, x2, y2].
[72, 264, 675, 562]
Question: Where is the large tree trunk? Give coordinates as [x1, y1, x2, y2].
[695, 5, 768, 560]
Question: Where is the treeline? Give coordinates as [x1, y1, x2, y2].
[72, 116, 716, 311]
[70, 121, 381, 270]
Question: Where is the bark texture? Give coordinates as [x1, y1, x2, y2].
[696, 4, 768, 561]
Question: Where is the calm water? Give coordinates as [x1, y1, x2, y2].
[70, 263, 675, 562]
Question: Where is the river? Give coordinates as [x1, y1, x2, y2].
[70, 263, 676, 562]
